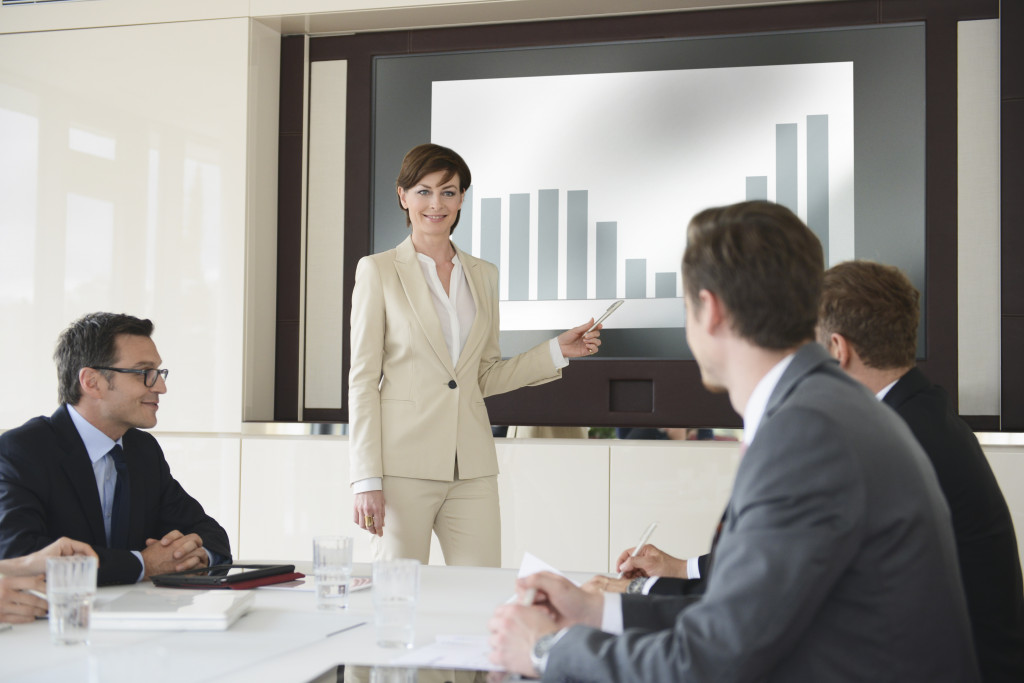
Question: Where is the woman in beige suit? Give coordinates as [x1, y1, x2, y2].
[349, 144, 600, 566]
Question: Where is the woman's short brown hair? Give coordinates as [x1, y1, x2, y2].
[396, 144, 472, 234]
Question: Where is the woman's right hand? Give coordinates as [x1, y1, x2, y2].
[354, 491, 385, 537]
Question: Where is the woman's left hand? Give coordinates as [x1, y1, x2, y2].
[558, 320, 602, 358]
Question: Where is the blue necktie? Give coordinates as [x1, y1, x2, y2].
[108, 444, 130, 549]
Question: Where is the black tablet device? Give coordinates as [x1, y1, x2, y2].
[151, 563, 295, 587]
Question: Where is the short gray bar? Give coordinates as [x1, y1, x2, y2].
[596, 222, 617, 299]
[626, 259, 646, 298]
[746, 176, 768, 200]
[655, 272, 676, 298]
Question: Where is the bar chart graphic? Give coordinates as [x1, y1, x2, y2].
[453, 188, 681, 302]
[434, 61, 854, 332]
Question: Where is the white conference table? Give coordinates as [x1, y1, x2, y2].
[1, 563, 582, 683]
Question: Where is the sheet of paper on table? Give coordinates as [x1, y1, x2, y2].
[393, 635, 501, 672]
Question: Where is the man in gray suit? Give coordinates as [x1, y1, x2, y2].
[488, 201, 979, 681]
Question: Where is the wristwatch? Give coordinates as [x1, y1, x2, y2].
[530, 628, 566, 676]
[626, 576, 647, 594]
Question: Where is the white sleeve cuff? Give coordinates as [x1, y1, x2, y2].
[548, 338, 569, 369]
[642, 577, 659, 595]
[352, 477, 383, 494]
[687, 555, 702, 579]
[601, 593, 625, 634]
[132, 551, 145, 583]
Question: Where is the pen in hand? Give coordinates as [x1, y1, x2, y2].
[519, 587, 537, 607]
[617, 521, 658, 579]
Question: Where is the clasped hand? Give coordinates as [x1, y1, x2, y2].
[142, 530, 207, 578]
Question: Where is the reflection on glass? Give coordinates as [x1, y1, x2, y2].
[0, 106, 38, 307]
[65, 193, 114, 302]
[69, 127, 116, 160]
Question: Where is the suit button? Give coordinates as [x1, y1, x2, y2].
[448, 380, 457, 389]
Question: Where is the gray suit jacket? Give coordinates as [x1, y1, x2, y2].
[546, 343, 978, 682]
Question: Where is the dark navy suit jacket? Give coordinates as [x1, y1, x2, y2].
[0, 405, 231, 585]
[883, 368, 1024, 682]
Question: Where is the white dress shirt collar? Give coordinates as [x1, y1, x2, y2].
[742, 353, 796, 447]
[66, 404, 122, 465]
[875, 379, 899, 401]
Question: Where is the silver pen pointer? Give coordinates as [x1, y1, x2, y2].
[25, 589, 48, 601]
[616, 521, 658, 579]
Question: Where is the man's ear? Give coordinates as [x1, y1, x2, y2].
[78, 367, 106, 399]
[828, 332, 853, 369]
[699, 289, 726, 335]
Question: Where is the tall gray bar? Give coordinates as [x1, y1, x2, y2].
[567, 190, 588, 300]
[596, 222, 617, 299]
[746, 176, 768, 200]
[452, 186, 473, 255]
[626, 259, 646, 298]
[538, 189, 558, 300]
[509, 193, 530, 301]
[655, 272, 676, 298]
[807, 114, 830, 262]
[776, 123, 798, 212]
[481, 197, 501, 267]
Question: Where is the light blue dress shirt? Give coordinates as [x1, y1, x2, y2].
[66, 405, 215, 582]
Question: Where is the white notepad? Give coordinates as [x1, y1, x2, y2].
[91, 588, 255, 631]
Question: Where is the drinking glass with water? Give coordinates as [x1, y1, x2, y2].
[46, 555, 97, 645]
[372, 558, 420, 648]
[313, 536, 354, 610]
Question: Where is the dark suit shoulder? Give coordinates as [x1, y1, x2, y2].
[1, 413, 57, 443]
[0, 414, 65, 466]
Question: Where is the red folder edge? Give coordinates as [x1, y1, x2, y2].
[226, 571, 305, 590]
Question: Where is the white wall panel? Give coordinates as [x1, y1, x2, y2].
[117, 435, 1024, 575]
[243, 20, 283, 422]
[158, 435, 242, 560]
[609, 441, 741, 572]
[986, 445, 1024, 569]
[0, 19, 250, 433]
[239, 436, 358, 562]
[497, 439, 609, 572]
[957, 19, 1001, 415]
[304, 60, 348, 410]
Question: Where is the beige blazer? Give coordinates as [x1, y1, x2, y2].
[348, 236, 562, 484]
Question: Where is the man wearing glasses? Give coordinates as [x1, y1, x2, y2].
[0, 312, 231, 585]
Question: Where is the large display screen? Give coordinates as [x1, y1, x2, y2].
[372, 24, 925, 359]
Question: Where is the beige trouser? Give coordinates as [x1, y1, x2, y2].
[369, 473, 501, 567]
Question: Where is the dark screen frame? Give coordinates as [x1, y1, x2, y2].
[277, 0, 1004, 429]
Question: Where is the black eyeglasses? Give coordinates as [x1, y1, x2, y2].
[89, 367, 169, 387]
